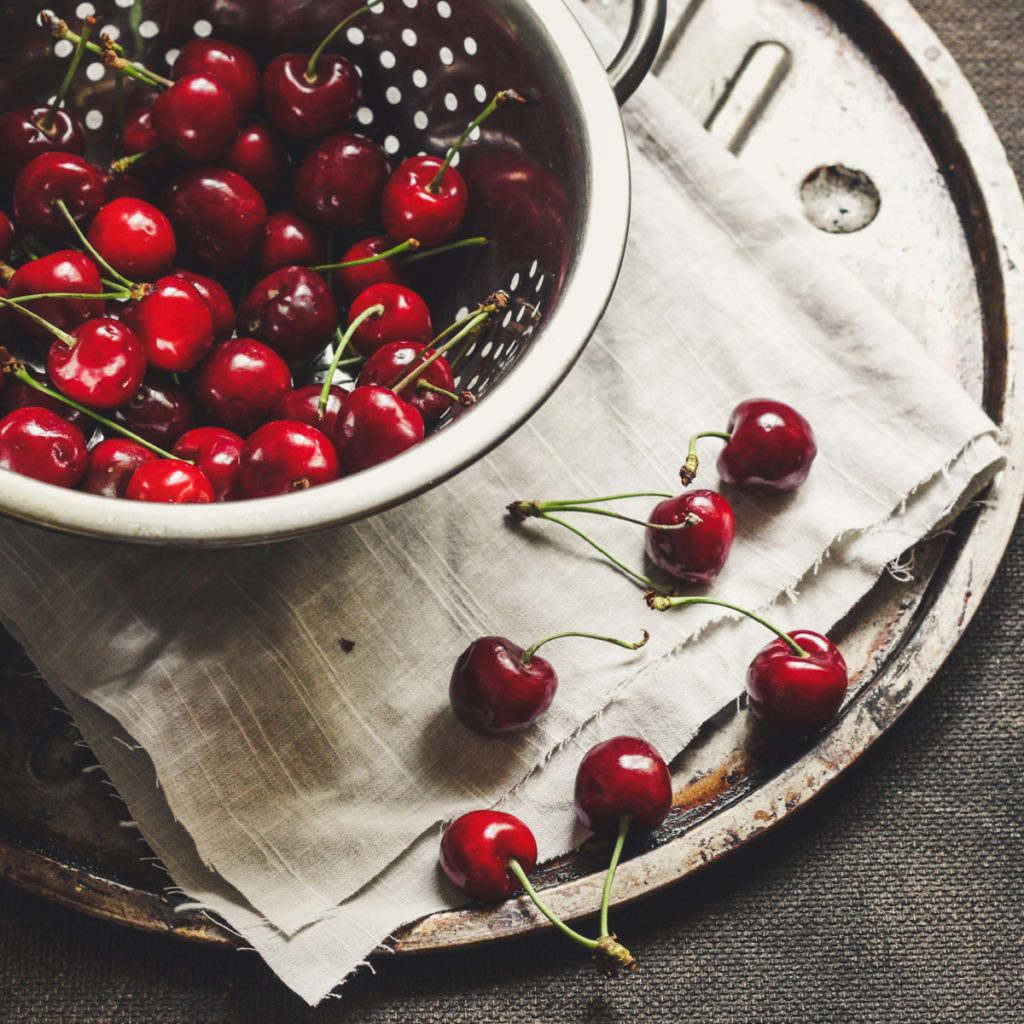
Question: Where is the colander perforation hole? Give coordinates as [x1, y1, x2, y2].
[463, 36, 477, 55]
[401, 29, 417, 47]
[438, 46, 454, 66]
[85, 109, 103, 128]
[379, 49, 396, 69]
[164, 48, 179, 66]
[75, 2, 95, 17]
[436, 1, 451, 17]
[412, 69, 427, 88]
[356, 106, 374, 125]
[85, 61, 105, 82]
[138, 20, 159, 38]
[192, 19, 213, 37]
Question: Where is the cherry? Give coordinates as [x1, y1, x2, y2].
[171, 38, 261, 119]
[645, 490, 735, 587]
[12, 151, 106, 238]
[151, 73, 241, 164]
[256, 212, 324, 278]
[333, 384, 424, 474]
[6, 250, 104, 345]
[357, 341, 457, 426]
[236, 266, 337, 367]
[85, 198, 177, 280]
[223, 122, 291, 201]
[125, 459, 215, 503]
[292, 133, 390, 234]
[238, 419, 339, 498]
[272, 384, 348, 441]
[192, 337, 293, 435]
[0, 210, 15, 258]
[167, 269, 236, 342]
[0, 106, 85, 186]
[46, 317, 147, 410]
[347, 283, 432, 358]
[680, 398, 817, 492]
[0, 406, 87, 487]
[80, 437, 159, 498]
[171, 426, 244, 502]
[380, 155, 468, 249]
[161, 167, 268, 273]
[329, 234, 409, 306]
[440, 810, 537, 903]
[108, 373, 196, 449]
[122, 276, 214, 373]
[0, 365, 91, 433]
[117, 105, 175, 184]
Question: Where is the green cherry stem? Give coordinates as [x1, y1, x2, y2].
[7, 289, 132, 304]
[53, 199, 138, 292]
[318, 305, 384, 416]
[599, 816, 631, 938]
[39, 16, 94, 134]
[643, 593, 812, 658]
[414, 378, 473, 407]
[507, 494, 702, 531]
[0, 295, 77, 347]
[305, 0, 384, 82]
[519, 629, 649, 668]
[403, 235, 489, 265]
[680, 430, 731, 486]
[310, 237, 420, 272]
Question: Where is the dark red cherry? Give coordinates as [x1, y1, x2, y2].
[12, 151, 106, 238]
[238, 419, 339, 498]
[151, 73, 241, 163]
[86, 197, 177, 280]
[171, 426, 244, 502]
[46, 318, 147, 410]
[439, 810, 537, 903]
[347, 283, 432, 358]
[7, 250, 104, 345]
[330, 234, 409, 307]
[272, 383, 348, 441]
[292, 133, 390, 234]
[357, 341, 455, 426]
[122, 276, 214, 373]
[125, 459, 215, 503]
[0, 365, 91, 433]
[0, 210, 15, 258]
[717, 399, 817, 492]
[574, 736, 672, 834]
[334, 384, 425, 474]
[168, 269, 236, 342]
[381, 155, 468, 248]
[448, 636, 557, 737]
[192, 337, 292, 435]
[223, 122, 291, 201]
[236, 266, 337, 367]
[102, 171, 151, 203]
[80, 437, 159, 498]
[256, 212, 324, 278]
[0, 106, 85, 185]
[746, 630, 848, 736]
[118, 105, 175, 184]
[172, 38, 261, 119]
[108, 373, 196, 449]
[261, 53, 361, 141]
[161, 167, 268, 273]
[0, 406, 87, 487]
[645, 490, 735, 587]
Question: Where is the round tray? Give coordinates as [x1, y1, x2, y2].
[2, 0, 1022, 953]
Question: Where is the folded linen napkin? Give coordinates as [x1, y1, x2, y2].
[0, 3, 1006, 1004]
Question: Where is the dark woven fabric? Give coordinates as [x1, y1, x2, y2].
[2, 1, 1023, 1020]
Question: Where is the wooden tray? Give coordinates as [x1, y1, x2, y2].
[2, 0, 1022, 952]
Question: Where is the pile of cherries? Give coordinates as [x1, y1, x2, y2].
[0, 7, 513, 503]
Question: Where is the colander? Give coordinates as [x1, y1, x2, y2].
[0, 0, 666, 545]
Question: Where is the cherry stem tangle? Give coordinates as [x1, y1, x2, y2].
[599, 816, 631, 938]
[40, 16, 94, 134]
[42, 15, 171, 88]
[519, 629, 649, 668]
[318, 303, 385, 416]
[305, 0, 384, 82]
[53, 199, 137, 292]
[680, 430, 731, 486]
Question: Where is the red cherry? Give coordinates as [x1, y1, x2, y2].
[46, 318, 147, 410]
[122, 276, 214, 373]
[171, 38, 261, 119]
[118, 105, 175, 184]
[172, 426, 244, 501]
[108, 373, 196, 449]
[256, 212, 324, 278]
[745, 629, 848, 735]
[151, 73, 241, 163]
[12, 151, 106, 238]
[439, 810, 537, 903]
[0, 365, 91, 433]
[574, 736, 672, 834]
[261, 53, 361, 141]
[334, 384, 425, 474]
[86, 198, 177, 280]
[644, 490, 735, 587]
[272, 384, 348, 441]
[357, 341, 455, 426]
[125, 459, 215, 503]
[80, 437, 159, 498]
[238, 419, 339, 498]
[330, 234, 409, 306]
[0, 210, 15, 258]
[717, 399, 817, 492]
[0, 407, 88, 487]
[347, 283, 432, 358]
[7, 250, 104, 345]
[380, 155, 468, 248]
[192, 337, 292, 435]
[223, 122, 291, 201]
[449, 636, 557, 737]
[167, 269, 236, 342]
[0, 106, 85, 185]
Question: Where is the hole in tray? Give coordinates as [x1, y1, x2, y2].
[799, 164, 881, 234]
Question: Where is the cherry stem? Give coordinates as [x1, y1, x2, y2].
[428, 90, 526, 195]
[311, 237, 420, 272]
[643, 593, 811, 658]
[599, 816, 631, 938]
[414, 378, 466, 404]
[39, 16, 94, 134]
[520, 629, 649, 668]
[403, 236, 489, 265]
[505, 859, 601, 952]
[0, 295, 76, 347]
[53, 199, 136, 291]
[43, 15, 170, 88]
[318, 305, 385, 416]
[7, 289, 131, 304]
[305, 0, 384, 82]
[680, 430, 731, 486]
[109, 148, 154, 178]
[507, 493, 703, 532]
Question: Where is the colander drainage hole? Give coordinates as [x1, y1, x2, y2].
[799, 164, 880, 234]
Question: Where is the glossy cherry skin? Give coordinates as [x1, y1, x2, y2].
[46, 318, 147, 410]
[7, 250, 104, 345]
[168, 269, 236, 342]
[292, 134, 390, 234]
[717, 399, 817, 493]
[118, 105, 176, 184]
[192, 337, 293, 436]
[152, 73, 241, 163]
[746, 630, 848, 736]
[334, 384, 425, 474]
[261, 52, 361, 141]
[331, 234, 409, 306]
[80, 438, 159, 498]
[574, 736, 672, 834]
[272, 384, 348, 442]
[256, 212, 324, 278]
[439, 810, 538, 903]
[125, 459, 215, 503]
[86, 198, 177, 280]
[449, 636, 557, 737]
[172, 38, 261, 118]
[347, 283, 433, 358]
[645, 490, 736, 587]
[0, 406, 87, 487]
[171, 426, 244, 501]
[381, 155, 468, 248]
[223, 122, 291, 201]
[0, 106, 85, 185]
[161, 167, 268, 273]
[123, 277, 214, 373]
[13, 151, 106, 238]
[238, 419, 339, 498]
[357, 341, 455, 426]
[109, 373, 196, 448]
[236, 266, 337, 367]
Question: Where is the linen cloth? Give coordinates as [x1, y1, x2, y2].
[0, 5, 1006, 1004]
